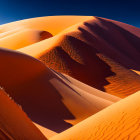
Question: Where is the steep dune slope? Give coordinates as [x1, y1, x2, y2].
[18, 16, 140, 98]
[0, 48, 120, 138]
[51, 91, 140, 140]
[60, 73, 121, 103]
[0, 88, 47, 140]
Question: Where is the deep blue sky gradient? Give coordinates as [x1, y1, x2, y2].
[0, 0, 140, 27]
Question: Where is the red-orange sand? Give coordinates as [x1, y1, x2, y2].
[15, 16, 140, 97]
[0, 88, 47, 140]
[0, 47, 120, 138]
[0, 16, 140, 139]
[51, 91, 140, 140]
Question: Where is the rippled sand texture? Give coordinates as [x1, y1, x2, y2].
[0, 16, 140, 139]
[51, 91, 140, 140]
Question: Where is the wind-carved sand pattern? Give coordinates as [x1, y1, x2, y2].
[0, 16, 140, 139]
[16, 16, 140, 97]
[51, 92, 140, 140]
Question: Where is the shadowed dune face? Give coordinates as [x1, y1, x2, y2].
[39, 31, 53, 41]
[83, 17, 140, 69]
[51, 91, 140, 140]
[11, 72, 76, 132]
[0, 48, 74, 133]
[1, 16, 140, 97]
[0, 129, 11, 140]
[37, 33, 140, 97]
[39, 36, 115, 91]
[0, 88, 47, 140]
[0, 48, 119, 136]
[24, 16, 140, 98]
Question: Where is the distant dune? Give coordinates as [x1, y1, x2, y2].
[0, 16, 92, 35]
[0, 29, 52, 49]
[0, 16, 140, 139]
[0, 88, 47, 140]
[51, 91, 140, 140]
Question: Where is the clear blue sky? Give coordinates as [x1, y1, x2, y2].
[0, 0, 140, 27]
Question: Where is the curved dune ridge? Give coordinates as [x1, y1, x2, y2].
[0, 16, 140, 139]
[0, 16, 92, 35]
[0, 47, 120, 138]
[51, 91, 140, 140]
[1, 16, 140, 97]
[0, 29, 52, 49]
[16, 16, 140, 97]
[0, 88, 47, 140]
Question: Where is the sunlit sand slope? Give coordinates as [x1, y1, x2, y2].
[0, 29, 52, 49]
[0, 88, 47, 140]
[51, 91, 140, 140]
[0, 16, 92, 35]
[17, 16, 140, 98]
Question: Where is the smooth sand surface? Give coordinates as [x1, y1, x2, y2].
[51, 91, 140, 140]
[0, 29, 52, 49]
[0, 88, 47, 140]
[34, 123, 57, 139]
[0, 16, 92, 35]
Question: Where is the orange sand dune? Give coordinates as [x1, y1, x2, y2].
[0, 47, 120, 138]
[0, 29, 52, 49]
[53, 70, 120, 103]
[17, 16, 140, 98]
[1, 16, 140, 139]
[0, 16, 92, 35]
[0, 88, 47, 140]
[60, 73, 121, 103]
[0, 28, 21, 39]
[51, 91, 140, 140]
[34, 123, 57, 139]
